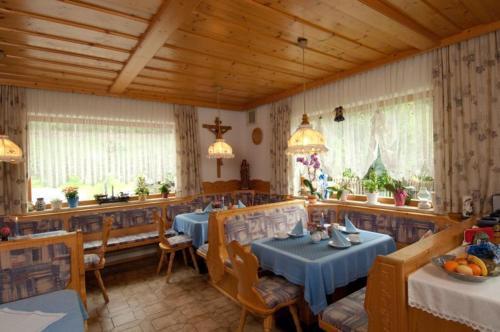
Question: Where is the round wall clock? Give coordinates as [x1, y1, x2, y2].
[252, 127, 263, 145]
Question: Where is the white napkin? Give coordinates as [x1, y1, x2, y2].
[290, 219, 304, 235]
[237, 200, 246, 208]
[0, 308, 66, 332]
[203, 202, 213, 213]
[344, 216, 358, 233]
[331, 228, 351, 247]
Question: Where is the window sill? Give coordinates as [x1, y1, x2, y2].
[318, 199, 437, 215]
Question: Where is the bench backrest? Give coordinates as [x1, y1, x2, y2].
[364, 217, 475, 332]
[0, 231, 85, 305]
[1, 217, 64, 236]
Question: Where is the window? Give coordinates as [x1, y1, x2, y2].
[292, 91, 434, 196]
[27, 89, 176, 202]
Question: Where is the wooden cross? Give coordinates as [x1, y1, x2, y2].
[203, 117, 232, 178]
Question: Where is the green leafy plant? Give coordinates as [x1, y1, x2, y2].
[362, 170, 380, 193]
[303, 179, 323, 199]
[342, 168, 358, 180]
[135, 176, 149, 196]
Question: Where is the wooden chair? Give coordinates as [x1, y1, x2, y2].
[84, 216, 113, 303]
[153, 211, 199, 282]
[226, 241, 302, 332]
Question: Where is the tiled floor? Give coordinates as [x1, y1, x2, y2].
[86, 256, 316, 332]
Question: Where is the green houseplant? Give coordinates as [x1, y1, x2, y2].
[384, 178, 408, 206]
[363, 170, 383, 205]
[159, 179, 175, 198]
[135, 176, 149, 201]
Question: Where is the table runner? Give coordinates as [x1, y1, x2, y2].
[172, 212, 209, 248]
[408, 246, 500, 332]
[251, 230, 396, 314]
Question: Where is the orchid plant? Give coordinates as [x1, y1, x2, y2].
[296, 154, 333, 199]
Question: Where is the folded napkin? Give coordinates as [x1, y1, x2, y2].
[203, 202, 213, 213]
[0, 308, 66, 332]
[290, 219, 304, 235]
[344, 216, 358, 233]
[331, 228, 351, 247]
[237, 200, 246, 208]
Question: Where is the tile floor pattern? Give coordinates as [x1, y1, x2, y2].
[86, 257, 317, 332]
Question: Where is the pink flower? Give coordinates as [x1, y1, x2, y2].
[1, 226, 11, 237]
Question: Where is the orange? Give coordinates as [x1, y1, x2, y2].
[444, 260, 459, 272]
[468, 263, 482, 276]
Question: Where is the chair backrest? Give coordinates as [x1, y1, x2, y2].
[226, 241, 268, 310]
[153, 210, 167, 245]
[98, 217, 113, 264]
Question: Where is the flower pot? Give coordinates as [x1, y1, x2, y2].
[366, 192, 379, 205]
[394, 190, 407, 206]
[161, 192, 169, 199]
[1, 235, 8, 241]
[340, 191, 349, 202]
[138, 194, 147, 201]
[307, 195, 317, 204]
[67, 196, 79, 208]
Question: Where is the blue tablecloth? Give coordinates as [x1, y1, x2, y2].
[0, 290, 88, 332]
[251, 230, 396, 314]
[172, 212, 210, 248]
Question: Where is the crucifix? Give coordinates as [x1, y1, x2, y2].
[203, 117, 233, 178]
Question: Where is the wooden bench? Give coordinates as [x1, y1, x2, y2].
[364, 217, 475, 332]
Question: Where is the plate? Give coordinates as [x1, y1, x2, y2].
[273, 235, 289, 240]
[288, 232, 306, 238]
[432, 255, 490, 283]
[347, 238, 362, 245]
[328, 240, 351, 249]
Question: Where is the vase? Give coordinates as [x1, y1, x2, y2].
[340, 191, 349, 202]
[366, 192, 378, 205]
[35, 197, 46, 211]
[67, 196, 79, 208]
[51, 200, 62, 211]
[311, 231, 322, 244]
[394, 190, 407, 206]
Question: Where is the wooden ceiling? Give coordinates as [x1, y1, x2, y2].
[0, 0, 499, 111]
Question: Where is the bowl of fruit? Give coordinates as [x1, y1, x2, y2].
[432, 254, 495, 282]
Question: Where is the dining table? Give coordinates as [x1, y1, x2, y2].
[251, 230, 396, 314]
[172, 212, 210, 248]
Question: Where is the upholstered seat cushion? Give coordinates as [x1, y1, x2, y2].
[84, 253, 101, 268]
[83, 230, 178, 251]
[254, 276, 300, 308]
[167, 234, 192, 247]
[197, 243, 209, 257]
[321, 287, 367, 332]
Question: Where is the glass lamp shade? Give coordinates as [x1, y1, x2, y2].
[207, 138, 235, 159]
[286, 114, 328, 155]
[0, 135, 23, 163]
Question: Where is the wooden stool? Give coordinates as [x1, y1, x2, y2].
[84, 216, 113, 303]
[153, 211, 199, 282]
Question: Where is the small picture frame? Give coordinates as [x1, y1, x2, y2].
[462, 195, 473, 218]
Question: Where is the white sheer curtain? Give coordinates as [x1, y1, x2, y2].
[26, 89, 176, 200]
[290, 53, 433, 193]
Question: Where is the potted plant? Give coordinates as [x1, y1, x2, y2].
[302, 179, 322, 203]
[1, 226, 10, 241]
[51, 198, 63, 211]
[363, 170, 382, 205]
[159, 179, 175, 199]
[296, 154, 323, 203]
[63, 186, 79, 208]
[135, 176, 149, 201]
[384, 179, 408, 206]
[335, 183, 352, 202]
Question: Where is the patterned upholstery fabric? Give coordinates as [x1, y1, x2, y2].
[166, 196, 204, 221]
[69, 207, 161, 233]
[83, 254, 100, 268]
[310, 208, 337, 225]
[196, 243, 209, 257]
[167, 234, 192, 247]
[0, 243, 71, 304]
[233, 191, 254, 206]
[254, 276, 300, 308]
[321, 288, 367, 332]
[224, 205, 308, 245]
[1, 217, 64, 236]
[337, 209, 437, 245]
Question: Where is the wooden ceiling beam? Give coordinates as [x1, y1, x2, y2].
[109, 0, 202, 94]
[245, 19, 500, 109]
[358, 0, 440, 47]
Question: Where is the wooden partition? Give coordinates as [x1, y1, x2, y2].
[0, 231, 86, 305]
[206, 200, 307, 301]
[364, 217, 476, 332]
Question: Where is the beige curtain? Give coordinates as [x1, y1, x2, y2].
[174, 104, 202, 196]
[0, 86, 28, 215]
[433, 31, 500, 214]
[270, 102, 291, 194]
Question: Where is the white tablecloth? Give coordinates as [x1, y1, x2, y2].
[408, 246, 500, 332]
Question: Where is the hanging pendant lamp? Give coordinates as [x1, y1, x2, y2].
[0, 135, 23, 163]
[286, 37, 328, 155]
[207, 88, 234, 159]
